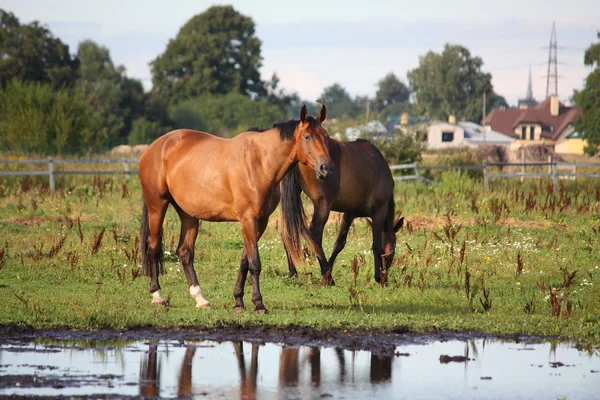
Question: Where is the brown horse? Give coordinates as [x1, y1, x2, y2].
[281, 138, 403, 285]
[139, 105, 333, 314]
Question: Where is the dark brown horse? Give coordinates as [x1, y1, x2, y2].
[139, 105, 333, 314]
[282, 138, 403, 285]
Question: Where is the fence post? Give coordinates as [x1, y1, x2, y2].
[414, 161, 420, 183]
[122, 158, 131, 180]
[572, 163, 576, 180]
[547, 155, 552, 175]
[552, 161, 558, 191]
[483, 160, 489, 190]
[48, 157, 55, 193]
[520, 148, 525, 182]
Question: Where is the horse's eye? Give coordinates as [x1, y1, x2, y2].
[304, 135, 311, 140]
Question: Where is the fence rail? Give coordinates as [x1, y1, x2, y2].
[2, 158, 600, 192]
[0, 157, 139, 192]
[389, 161, 600, 190]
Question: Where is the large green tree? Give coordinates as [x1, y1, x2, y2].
[373, 72, 410, 113]
[574, 31, 600, 155]
[76, 40, 123, 146]
[150, 5, 265, 104]
[408, 44, 503, 123]
[76, 40, 146, 145]
[0, 9, 78, 89]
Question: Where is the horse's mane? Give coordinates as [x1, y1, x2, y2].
[247, 117, 320, 141]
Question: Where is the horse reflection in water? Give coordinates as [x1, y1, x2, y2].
[139, 342, 393, 398]
[233, 342, 259, 400]
[139, 343, 160, 398]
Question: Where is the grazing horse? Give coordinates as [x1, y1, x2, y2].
[139, 105, 333, 314]
[282, 138, 403, 285]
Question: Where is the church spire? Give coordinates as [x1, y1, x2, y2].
[518, 63, 538, 108]
[525, 63, 533, 100]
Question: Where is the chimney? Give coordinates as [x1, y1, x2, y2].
[400, 113, 408, 125]
[550, 96, 559, 117]
[448, 115, 456, 125]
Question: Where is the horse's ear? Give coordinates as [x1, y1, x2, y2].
[300, 105, 308, 122]
[394, 217, 404, 233]
[317, 104, 327, 122]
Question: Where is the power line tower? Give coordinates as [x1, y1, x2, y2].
[545, 21, 559, 98]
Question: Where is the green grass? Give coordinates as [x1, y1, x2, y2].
[0, 172, 599, 349]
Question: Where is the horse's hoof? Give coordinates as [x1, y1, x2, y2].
[196, 303, 212, 310]
[254, 308, 269, 315]
[233, 306, 245, 313]
[321, 276, 336, 286]
[151, 300, 166, 306]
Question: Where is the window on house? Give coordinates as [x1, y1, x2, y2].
[530, 126, 535, 140]
[521, 126, 526, 139]
[442, 131, 454, 142]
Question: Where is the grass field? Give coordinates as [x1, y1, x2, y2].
[0, 170, 599, 349]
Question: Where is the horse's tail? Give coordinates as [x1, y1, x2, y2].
[140, 200, 164, 276]
[280, 164, 326, 266]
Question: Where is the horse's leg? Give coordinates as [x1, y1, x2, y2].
[147, 199, 169, 305]
[327, 213, 355, 268]
[174, 207, 210, 309]
[233, 248, 249, 312]
[310, 200, 334, 285]
[234, 217, 268, 313]
[371, 209, 387, 284]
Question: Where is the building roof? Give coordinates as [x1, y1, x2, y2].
[485, 96, 581, 140]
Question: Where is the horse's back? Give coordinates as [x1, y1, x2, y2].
[331, 139, 394, 214]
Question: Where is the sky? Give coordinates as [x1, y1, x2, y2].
[3, 0, 599, 107]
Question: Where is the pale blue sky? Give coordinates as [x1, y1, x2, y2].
[4, 0, 599, 106]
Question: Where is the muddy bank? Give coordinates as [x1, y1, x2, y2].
[0, 323, 550, 354]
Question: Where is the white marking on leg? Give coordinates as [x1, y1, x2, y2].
[190, 285, 211, 309]
[151, 290, 164, 305]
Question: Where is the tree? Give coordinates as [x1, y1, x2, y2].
[407, 44, 503, 123]
[319, 83, 362, 118]
[75, 40, 125, 146]
[0, 9, 78, 88]
[128, 117, 163, 146]
[264, 73, 300, 118]
[0, 79, 114, 153]
[373, 73, 410, 113]
[574, 31, 600, 155]
[150, 5, 265, 105]
[169, 93, 286, 137]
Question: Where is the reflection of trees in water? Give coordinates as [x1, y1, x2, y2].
[138, 341, 394, 398]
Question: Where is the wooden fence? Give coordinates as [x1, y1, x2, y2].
[1, 157, 600, 192]
[0, 157, 138, 192]
[390, 161, 600, 190]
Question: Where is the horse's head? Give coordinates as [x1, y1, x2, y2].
[294, 105, 334, 180]
[382, 216, 404, 271]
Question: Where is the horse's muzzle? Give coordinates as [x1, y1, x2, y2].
[316, 162, 335, 180]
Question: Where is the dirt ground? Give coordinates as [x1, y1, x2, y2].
[0, 323, 548, 356]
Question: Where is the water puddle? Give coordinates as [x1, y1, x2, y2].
[0, 337, 598, 399]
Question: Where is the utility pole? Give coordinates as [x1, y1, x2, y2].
[545, 22, 559, 98]
[365, 100, 370, 121]
[482, 92, 487, 146]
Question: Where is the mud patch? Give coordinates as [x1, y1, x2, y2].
[0, 323, 546, 355]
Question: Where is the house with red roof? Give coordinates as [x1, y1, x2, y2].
[484, 96, 584, 154]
